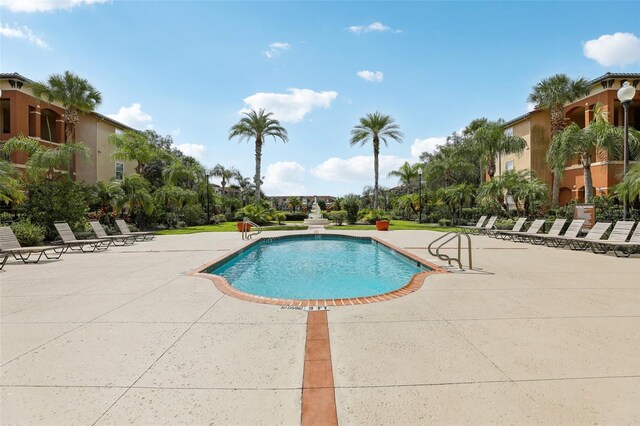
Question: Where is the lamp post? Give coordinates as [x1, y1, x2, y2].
[418, 167, 423, 223]
[205, 173, 210, 223]
[617, 81, 636, 221]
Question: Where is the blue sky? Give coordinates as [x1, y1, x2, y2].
[2, 0, 639, 196]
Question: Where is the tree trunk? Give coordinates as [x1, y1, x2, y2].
[487, 159, 496, 180]
[550, 106, 566, 208]
[582, 154, 593, 203]
[551, 171, 561, 207]
[254, 136, 263, 204]
[373, 138, 380, 210]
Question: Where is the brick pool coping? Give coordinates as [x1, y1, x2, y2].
[188, 233, 447, 307]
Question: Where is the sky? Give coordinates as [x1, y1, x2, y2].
[1, 0, 640, 196]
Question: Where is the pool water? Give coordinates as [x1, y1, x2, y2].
[208, 235, 429, 299]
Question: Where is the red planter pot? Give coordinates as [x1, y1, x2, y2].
[375, 220, 390, 231]
[237, 222, 251, 232]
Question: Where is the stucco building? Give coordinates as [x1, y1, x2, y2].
[0, 72, 136, 184]
[499, 72, 640, 205]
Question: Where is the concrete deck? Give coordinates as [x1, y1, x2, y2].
[1, 230, 639, 425]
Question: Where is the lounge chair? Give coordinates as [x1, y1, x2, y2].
[54, 222, 111, 252]
[528, 218, 567, 245]
[586, 221, 636, 254]
[0, 226, 64, 266]
[557, 222, 612, 251]
[495, 218, 543, 242]
[490, 217, 526, 239]
[474, 216, 498, 235]
[588, 222, 640, 257]
[115, 219, 155, 241]
[459, 215, 487, 234]
[89, 220, 136, 246]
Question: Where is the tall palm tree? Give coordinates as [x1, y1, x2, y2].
[30, 71, 102, 142]
[228, 109, 288, 203]
[211, 164, 239, 196]
[350, 111, 403, 209]
[614, 163, 640, 204]
[527, 74, 590, 207]
[0, 158, 26, 205]
[109, 130, 157, 174]
[287, 196, 302, 212]
[387, 161, 418, 194]
[1, 135, 89, 181]
[473, 119, 527, 179]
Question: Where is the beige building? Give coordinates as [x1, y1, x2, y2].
[0, 72, 136, 184]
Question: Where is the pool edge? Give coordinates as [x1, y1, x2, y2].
[187, 233, 448, 307]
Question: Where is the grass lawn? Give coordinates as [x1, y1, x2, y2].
[158, 220, 458, 235]
[157, 222, 309, 235]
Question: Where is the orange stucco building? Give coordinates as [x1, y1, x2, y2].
[500, 72, 640, 205]
[0, 72, 137, 184]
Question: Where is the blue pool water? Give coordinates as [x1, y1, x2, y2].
[207, 235, 429, 299]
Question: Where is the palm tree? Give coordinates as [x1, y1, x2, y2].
[109, 130, 157, 174]
[1, 135, 89, 181]
[287, 196, 302, 212]
[387, 161, 418, 194]
[473, 119, 527, 179]
[350, 112, 403, 209]
[228, 109, 288, 203]
[211, 164, 240, 196]
[527, 74, 590, 207]
[443, 183, 475, 223]
[30, 71, 102, 142]
[549, 105, 640, 203]
[0, 158, 26, 205]
[511, 174, 549, 216]
[614, 163, 640, 204]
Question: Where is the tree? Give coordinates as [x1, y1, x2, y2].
[473, 120, 527, 179]
[1, 135, 90, 181]
[30, 71, 102, 142]
[228, 109, 288, 203]
[0, 158, 26, 205]
[211, 164, 239, 196]
[387, 161, 418, 194]
[109, 130, 157, 174]
[442, 183, 475, 223]
[350, 111, 403, 209]
[527, 74, 590, 207]
[615, 163, 640, 204]
[287, 196, 302, 212]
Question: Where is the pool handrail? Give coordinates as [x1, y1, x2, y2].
[242, 218, 262, 240]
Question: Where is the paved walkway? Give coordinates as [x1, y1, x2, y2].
[1, 230, 639, 425]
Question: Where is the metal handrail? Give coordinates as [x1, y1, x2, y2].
[241, 217, 262, 240]
[427, 231, 473, 270]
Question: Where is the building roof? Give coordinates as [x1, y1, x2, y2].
[503, 111, 534, 128]
[1, 72, 137, 132]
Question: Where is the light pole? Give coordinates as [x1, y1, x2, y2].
[617, 81, 636, 221]
[205, 173, 210, 223]
[418, 167, 423, 223]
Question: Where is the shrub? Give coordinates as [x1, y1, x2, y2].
[284, 212, 307, 221]
[211, 214, 226, 224]
[328, 210, 347, 225]
[181, 204, 206, 226]
[11, 219, 45, 246]
[19, 180, 89, 240]
[357, 208, 390, 224]
[274, 212, 286, 224]
[239, 203, 273, 225]
[341, 194, 361, 224]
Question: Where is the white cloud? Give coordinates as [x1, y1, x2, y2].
[242, 88, 338, 123]
[347, 22, 400, 34]
[0, 0, 109, 12]
[312, 155, 408, 183]
[262, 161, 306, 195]
[170, 128, 181, 138]
[357, 70, 384, 83]
[264, 41, 290, 58]
[174, 143, 206, 160]
[107, 103, 152, 129]
[410, 137, 446, 159]
[583, 32, 640, 67]
[0, 23, 49, 49]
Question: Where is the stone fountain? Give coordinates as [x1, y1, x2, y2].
[303, 197, 330, 226]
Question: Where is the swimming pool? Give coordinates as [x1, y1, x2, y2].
[205, 235, 432, 300]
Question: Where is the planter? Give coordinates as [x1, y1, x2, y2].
[237, 222, 251, 232]
[375, 220, 390, 231]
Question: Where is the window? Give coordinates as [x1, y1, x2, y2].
[505, 160, 514, 171]
[1, 99, 10, 133]
[115, 162, 124, 180]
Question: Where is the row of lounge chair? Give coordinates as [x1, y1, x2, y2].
[460, 215, 640, 257]
[0, 219, 155, 270]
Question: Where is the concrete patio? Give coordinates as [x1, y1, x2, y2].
[1, 229, 639, 425]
